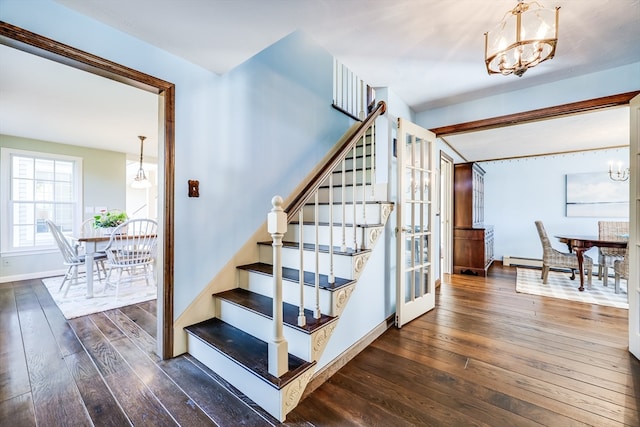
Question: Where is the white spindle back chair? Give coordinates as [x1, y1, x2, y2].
[103, 218, 158, 300]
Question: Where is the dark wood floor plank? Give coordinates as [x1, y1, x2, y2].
[136, 299, 157, 317]
[4, 265, 639, 426]
[15, 286, 92, 426]
[118, 304, 157, 339]
[348, 343, 562, 427]
[328, 365, 497, 427]
[109, 336, 216, 426]
[416, 309, 635, 383]
[412, 310, 638, 406]
[101, 308, 159, 362]
[63, 349, 131, 427]
[370, 308, 633, 425]
[0, 393, 35, 426]
[0, 287, 31, 401]
[69, 315, 178, 426]
[32, 279, 86, 357]
[158, 355, 274, 426]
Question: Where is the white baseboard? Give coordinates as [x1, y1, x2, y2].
[502, 256, 542, 268]
[0, 269, 65, 284]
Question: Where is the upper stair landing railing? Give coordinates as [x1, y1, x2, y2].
[333, 59, 376, 121]
[267, 100, 386, 377]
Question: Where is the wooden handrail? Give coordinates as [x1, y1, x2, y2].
[285, 100, 386, 217]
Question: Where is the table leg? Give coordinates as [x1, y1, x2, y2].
[85, 252, 94, 298]
[574, 248, 586, 291]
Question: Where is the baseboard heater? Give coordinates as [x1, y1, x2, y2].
[502, 256, 542, 268]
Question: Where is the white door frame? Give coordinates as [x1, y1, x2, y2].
[439, 152, 454, 276]
[628, 94, 639, 360]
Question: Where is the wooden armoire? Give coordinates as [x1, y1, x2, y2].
[453, 162, 494, 276]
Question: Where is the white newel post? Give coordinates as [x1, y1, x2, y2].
[268, 196, 288, 377]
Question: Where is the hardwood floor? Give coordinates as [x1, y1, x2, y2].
[1, 265, 638, 426]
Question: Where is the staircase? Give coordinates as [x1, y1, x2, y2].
[184, 101, 390, 422]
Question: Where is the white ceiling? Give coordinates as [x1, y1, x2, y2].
[1, 0, 638, 160]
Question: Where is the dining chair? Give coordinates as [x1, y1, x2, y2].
[103, 218, 158, 300]
[45, 219, 107, 297]
[597, 221, 628, 287]
[613, 246, 629, 294]
[534, 221, 593, 285]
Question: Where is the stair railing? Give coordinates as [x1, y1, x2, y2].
[268, 101, 385, 375]
[333, 59, 376, 120]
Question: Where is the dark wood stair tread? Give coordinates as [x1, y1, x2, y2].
[257, 240, 371, 256]
[305, 200, 390, 206]
[184, 318, 315, 390]
[215, 288, 337, 333]
[289, 220, 384, 229]
[237, 262, 354, 290]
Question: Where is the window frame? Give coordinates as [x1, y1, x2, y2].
[1, 147, 83, 255]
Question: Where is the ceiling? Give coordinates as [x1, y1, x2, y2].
[1, 0, 638, 160]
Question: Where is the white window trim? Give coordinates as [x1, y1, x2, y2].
[0, 147, 83, 255]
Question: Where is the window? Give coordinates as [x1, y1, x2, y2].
[1, 148, 82, 253]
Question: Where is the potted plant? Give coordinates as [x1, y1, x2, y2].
[93, 210, 128, 235]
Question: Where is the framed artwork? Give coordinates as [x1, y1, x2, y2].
[565, 172, 629, 217]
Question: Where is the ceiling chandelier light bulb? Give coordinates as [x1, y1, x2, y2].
[131, 135, 152, 189]
[484, 1, 560, 77]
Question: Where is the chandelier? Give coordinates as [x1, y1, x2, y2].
[609, 161, 630, 182]
[484, 1, 560, 77]
[131, 135, 152, 188]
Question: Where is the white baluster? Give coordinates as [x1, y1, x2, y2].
[268, 196, 288, 377]
[352, 146, 357, 251]
[371, 122, 376, 198]
[329, 173, 335, 284]
[333, 59, 342, 107]
[341, 159, 347, 252]
[314, 192, 321, 319]
[362, 134, 367, 226]
[359, 79, 365, 119]
[298, 210, 305, 327]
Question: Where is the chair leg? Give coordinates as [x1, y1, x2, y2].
[59, 265, 73, 291]
[602, 266, 609, 287]
[63, 265, 79, 297]
[542, 266, 550, 284]
[614, 273, 621, 294]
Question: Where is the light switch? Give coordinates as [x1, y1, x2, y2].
[188, 180, 199, 197]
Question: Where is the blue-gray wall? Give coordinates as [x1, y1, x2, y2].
[1, 1, 353, 318]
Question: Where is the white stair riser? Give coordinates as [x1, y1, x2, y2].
[302, 203, 387, 224]
[284, 224, 365, 251]
[322, 169, 373, 186]
[215, 298, 313, 361]
[317, 184, 374, 204]
[239, 269, 334, 315]
[342, 156, 372, 171]
[187, 335, 287, 421]
[258, 244, 356, 279]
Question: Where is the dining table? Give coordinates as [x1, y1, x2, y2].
[75, 234, 110, 298]
[555, 235, 628, 292]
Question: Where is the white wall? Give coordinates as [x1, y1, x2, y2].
[481, 147, 629, 263]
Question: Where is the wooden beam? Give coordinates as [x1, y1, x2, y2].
[430, 91, 640, 137]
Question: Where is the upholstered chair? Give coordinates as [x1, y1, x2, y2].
[535, 221, 593, 285]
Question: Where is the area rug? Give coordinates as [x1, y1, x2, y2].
[515, 267, 628, 309]
[42, 275, 157, 319]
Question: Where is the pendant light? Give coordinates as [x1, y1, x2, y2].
[131, 135, 152, 188]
